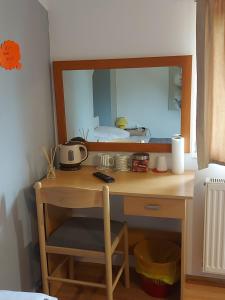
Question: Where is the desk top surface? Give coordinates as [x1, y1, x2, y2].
[41, 166, 195, 200]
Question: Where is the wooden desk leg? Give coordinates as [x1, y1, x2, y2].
[181, 200, 187, 300]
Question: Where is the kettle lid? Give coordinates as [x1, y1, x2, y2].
[63, 137, 86, 146]
[70, 137, 86, 143]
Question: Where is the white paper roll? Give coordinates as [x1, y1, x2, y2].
[172, 135, 184, 174]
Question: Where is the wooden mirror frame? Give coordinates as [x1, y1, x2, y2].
[53, 55, 192, 152]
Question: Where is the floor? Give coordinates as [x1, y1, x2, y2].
[184, 282, 225, 300]
[53, 263, 225, 300]
[55, 272, 178, 300]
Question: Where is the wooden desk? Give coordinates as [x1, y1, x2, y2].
[41, 166, 195, 300]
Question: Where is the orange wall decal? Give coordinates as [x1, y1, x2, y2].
[0, 40, 22, 70]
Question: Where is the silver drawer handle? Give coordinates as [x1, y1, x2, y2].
[144, 204, 161, 211]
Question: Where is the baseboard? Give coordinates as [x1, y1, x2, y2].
[186, 274, 225, 288]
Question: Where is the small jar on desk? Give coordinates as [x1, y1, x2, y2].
[131, 152, 149, 172]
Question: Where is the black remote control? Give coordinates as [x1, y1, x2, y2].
[93, 172, 115, 183]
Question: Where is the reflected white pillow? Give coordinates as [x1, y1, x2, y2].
[94, 126, 130, 139]
[0, 291, 57, 300]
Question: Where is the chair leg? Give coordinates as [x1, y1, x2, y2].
[124, 224, 130, 288]
[105, 253, 113, 300]
[41, 253, 49, 294]
[69, 256, 74, 279]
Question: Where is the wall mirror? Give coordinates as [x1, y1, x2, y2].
[53, 56, 192, 152]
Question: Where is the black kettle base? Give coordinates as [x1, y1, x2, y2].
[60, 163, 81, 171]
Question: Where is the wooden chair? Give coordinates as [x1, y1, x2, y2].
[34, 182, 130, 300]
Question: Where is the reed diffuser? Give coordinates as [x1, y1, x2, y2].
[42, 146, 57, 179]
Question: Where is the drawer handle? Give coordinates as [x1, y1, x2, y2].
[144, 204, 161, 211]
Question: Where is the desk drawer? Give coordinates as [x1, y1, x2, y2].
[124, 196, 185, 219]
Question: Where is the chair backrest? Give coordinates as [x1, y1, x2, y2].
[34, 182, 109, 209]
[34, 182, 112, 254]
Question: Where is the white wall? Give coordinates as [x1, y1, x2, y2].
[38, 0, 48, 10]
[47, 0, 196, 61]
[63, 70, 94, 140]
[116, 68, 180, 137]
[46, 0, 208, 276]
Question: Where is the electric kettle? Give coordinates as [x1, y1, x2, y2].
[59, 140, 88, 171]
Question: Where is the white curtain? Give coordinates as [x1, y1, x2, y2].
[196, 0, 225, 169]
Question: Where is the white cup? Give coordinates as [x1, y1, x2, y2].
[156, 156, 168, 172]
[97, 153, 114, 170]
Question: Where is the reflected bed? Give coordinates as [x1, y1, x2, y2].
[93, 126, 150, 143]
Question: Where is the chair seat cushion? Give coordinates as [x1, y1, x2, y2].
[47, 217, 124, 252]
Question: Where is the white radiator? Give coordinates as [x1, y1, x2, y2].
[203, 178, 225, 274]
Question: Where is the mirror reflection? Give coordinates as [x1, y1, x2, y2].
[63, 66, 182, 144]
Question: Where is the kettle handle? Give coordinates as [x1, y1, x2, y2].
[79, 145, 88, 162]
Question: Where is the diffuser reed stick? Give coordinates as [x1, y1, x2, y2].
[42, 146, 57, 179]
